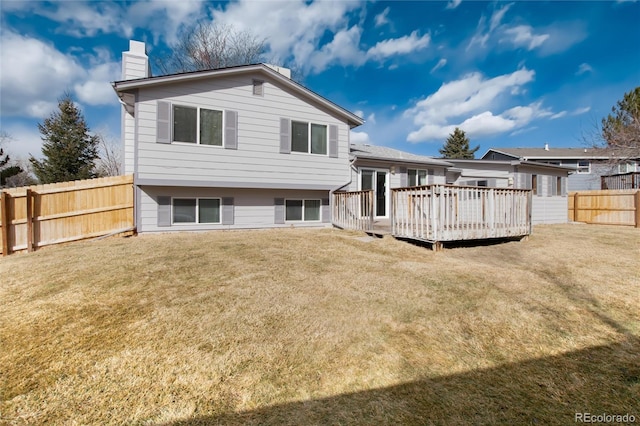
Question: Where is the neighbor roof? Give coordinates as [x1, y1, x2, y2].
[112, 63, 364, 128]
[483, 147, 611, 160]
[448, 158, 576, 172]
[350, 144, 453, 167]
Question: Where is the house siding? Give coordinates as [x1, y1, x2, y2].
[139, 186, 332, 233]
[133, 74, 350, 188]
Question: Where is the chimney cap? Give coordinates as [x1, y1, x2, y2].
[128, 40, 147, 56]
[544, 143, 549, 151]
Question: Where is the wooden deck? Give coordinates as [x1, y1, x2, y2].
[333, 185, 532, 250]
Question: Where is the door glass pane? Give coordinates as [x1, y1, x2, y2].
[173, 199, 196, 223]
[408, 169, 417, 187]
[376, 171, 386, 216]
[310, 124, 327, 154]
[173, 106, 197, 143]
[291, 121, 308, 153]
[285, 200, 303, 220]
[200, 109, 223, 146]
[361, 170, 374, 190]
[199, 199, 220, 223]
[304, 200, 320, 221]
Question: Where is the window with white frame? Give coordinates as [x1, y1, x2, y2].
[291, 121, 327, 155]
[577, 160, 591, 174]
[618, 162, 638, 173]
[172, 198, 221, 224]
[285, 199, 321, 221]
[408, 169, 428, 186]
[173, 105, 223, 146]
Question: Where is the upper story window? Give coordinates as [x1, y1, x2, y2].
[173, 105, 223, 146]
[618, 162, 638, 173]
[577, 160, 591, 174]
[408, 169, 428, 186]
[291, 121, 327, 155]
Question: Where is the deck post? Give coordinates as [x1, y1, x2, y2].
[1, 191, 10, 256]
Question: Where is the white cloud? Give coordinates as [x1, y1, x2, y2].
[354, 110, 365, 119]
[551, 111, 568, 119]
[309, 26, 365, 72]
[572, 106, 591, 115]
[502, 25, 550, 50]
[404, 68, 554, 142]
[431, 58, 447, 73]
[467, 3, 513, 51]
[0, 30, 85, 118]
[490, 3, 513, 32]
[366, 30, 430, 60]
[0, 123, 44, 160]
[374, 7, 390, 27]
[350, 131, 371, 144]
[575, 63, 593, 75]
[367, 113, 377, 124]
[446, 0, 462, 10]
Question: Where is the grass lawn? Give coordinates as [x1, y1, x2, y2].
[1, 224, 639, 425]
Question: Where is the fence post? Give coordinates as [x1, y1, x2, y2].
[26, 189, 34, 252]
[573, 192, 579, 222]
[635, 190, 640, 229]
[1, 191, 10, 256]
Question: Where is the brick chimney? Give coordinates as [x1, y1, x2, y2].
[122, 40, 150, 80]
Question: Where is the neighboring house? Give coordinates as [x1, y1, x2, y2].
[482, 145, 640, 191]
[445, 159, 573, 224]
[112, 41, 363, 233]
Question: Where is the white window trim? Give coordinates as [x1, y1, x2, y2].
[172, 104, 225, 147]
[358, 168, 389, 218]
[284, 199, 322, 222]
[576, 160, 591, 174]
[171, 197, 222, 225]
[290, 121, 328, 156]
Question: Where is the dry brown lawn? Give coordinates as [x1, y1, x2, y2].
[1, 224, 639, 425]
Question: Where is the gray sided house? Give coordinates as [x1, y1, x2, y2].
[112, 41, 363, 233]
[445, 160, 573, 224]
[482, 146, 639, 191]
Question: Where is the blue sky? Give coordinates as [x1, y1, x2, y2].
[1, 0, 639, 161]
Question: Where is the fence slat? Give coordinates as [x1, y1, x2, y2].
[569, 189, 639, 227]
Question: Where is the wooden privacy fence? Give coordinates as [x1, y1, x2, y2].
[392, 185, 531, 245]
[1, 175, 134, 256]
[569, 189, 640, 227]
[332, 190, 374, 231]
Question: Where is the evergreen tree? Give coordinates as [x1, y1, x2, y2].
[439, 127, 479, 159]
[601, 86, 639, 156]
[30, 95, 99, 184]
[0, 132, 23, 187]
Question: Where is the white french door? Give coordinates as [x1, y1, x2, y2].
[360, 169, 388, 218]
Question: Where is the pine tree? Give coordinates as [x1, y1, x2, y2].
[601, 86, 639, 156]
[0, 132, 23, 187]
[439, 127, 479, 159]
[30, 95, 99, 184]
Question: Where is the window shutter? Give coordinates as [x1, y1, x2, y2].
[221, 197, 234, 225]
[156, 101, 171, 144]
[536, 175, 544, 196]
[489, 178, 497, 188]
[561, 176, 568, 196]
[550, 177, 557, 196]
[524, 174, 532, 190]
[329, 125, 338, 158]
[279, 118, 291, 154]
[157, 196, 171, 227]
[428, 169, 434, 184]
[274, 198, 285, 224]
[224, 110, 238, 150]
[321, 198, 330, 223]
[399, 166, 408, 187]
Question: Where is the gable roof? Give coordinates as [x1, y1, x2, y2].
[112, 63, 364, 128]
[483, 147, 611, 160]
[350, 144, 453, 167]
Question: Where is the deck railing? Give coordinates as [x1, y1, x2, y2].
[392, 185, 531, 242]
[332, 190, 374, 231]
[601, 172, 640, 190]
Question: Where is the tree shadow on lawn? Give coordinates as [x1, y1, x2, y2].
[166, 337, 639, 426]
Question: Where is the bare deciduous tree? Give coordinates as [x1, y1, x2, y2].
[156, 23, 268, 75]
[95, 134, 123, 177]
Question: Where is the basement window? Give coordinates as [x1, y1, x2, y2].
[172, 198, 221, 224]
[285, 199, 321, 221]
